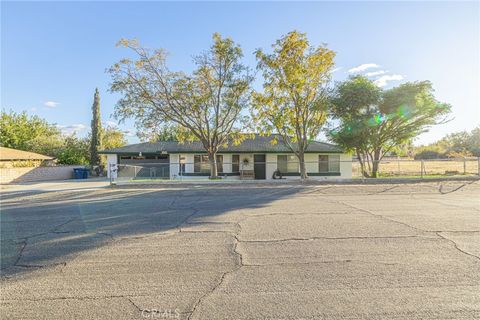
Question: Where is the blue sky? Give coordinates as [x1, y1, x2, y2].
[2, 1, 479, 145]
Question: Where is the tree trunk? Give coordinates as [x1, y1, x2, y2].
[298, 152, 308, 180]
[357, 150, 371, 178]
[371, 149, 381, 178]
[208, 152, 218, 179]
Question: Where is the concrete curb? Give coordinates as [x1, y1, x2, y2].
[110, 176, 480, 188]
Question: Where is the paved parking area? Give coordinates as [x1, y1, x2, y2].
[1, 181, 479, 319]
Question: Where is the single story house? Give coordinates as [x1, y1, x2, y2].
[99, 134, 352, 180]
[0, 147, 55, 168]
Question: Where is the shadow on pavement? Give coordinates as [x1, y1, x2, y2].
[0, 185, 305, 277]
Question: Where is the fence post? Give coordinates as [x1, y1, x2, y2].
[397, 157, 400, 176]
[421, 160, 424, 179]
[463, 158, 466, 175]
[478, 157, 480, 176]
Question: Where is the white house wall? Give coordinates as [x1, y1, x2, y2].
[169, 154, 180, 179]
[167, 152, 352, 180]
[106, 154, 117, 178]
[340, 153, 353, 179]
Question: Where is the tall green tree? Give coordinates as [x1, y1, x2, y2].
[90, 88, 102, 166]
[109, 33, 253, 178]
[0, 110, 60, 150]
[329, 76, 451, 178]
[252, 31, 335, 179]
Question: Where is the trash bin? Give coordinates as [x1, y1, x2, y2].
[73, 168, 89, 179]
[73, 168, 82, 179]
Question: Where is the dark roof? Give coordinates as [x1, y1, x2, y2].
[100, 134, 342, 155]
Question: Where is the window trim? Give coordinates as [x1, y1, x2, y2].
[277, 154, 299, 173]
[319, 154, 340, 173]
[193, 154, 224, 173]
[232, 154, 240, 173]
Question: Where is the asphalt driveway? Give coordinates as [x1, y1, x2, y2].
[1, 181, 479, 319]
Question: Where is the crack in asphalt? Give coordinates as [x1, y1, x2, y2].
[438, 183, 467, 194]
[187, 265, 242, 320]
[4, 184, 479, 318]
[185, 212, 244, 320]
[435, 232, 480, 261]
[242, 260, 401, 267]
[332, 200, 480, 262]
[368, 185, 399, 195]
[3, 218, 111, 274]
[237, 235, 431, 243]
[338, 201, 429, 233]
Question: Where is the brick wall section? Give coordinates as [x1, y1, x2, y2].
[0, 165, 84, 184]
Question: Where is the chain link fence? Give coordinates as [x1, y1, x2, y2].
[108, 158, 480, 184]
[352, 158, 480, 178]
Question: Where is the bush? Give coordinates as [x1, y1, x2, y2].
[413, 150, 445, 160]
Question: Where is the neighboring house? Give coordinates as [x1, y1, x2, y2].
[0, 147, 55, 168]
[99, 134, 352, 180]
[0, 147, 79, 184]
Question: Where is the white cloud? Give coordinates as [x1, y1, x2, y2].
[29, 107, 37, 112]
[44, 101, 60, 108]
[57, 123, 87, 135]
[364, 70, 386, 77]
[348, 63, 380, 74]
[104, 120, 118, 128]
[374, 74, 404, 87]
[330, 67, 342, 73]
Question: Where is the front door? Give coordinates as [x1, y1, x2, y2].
[254, 154, 266, 179]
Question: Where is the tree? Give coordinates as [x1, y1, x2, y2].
[0, 110, 60, 150]
[56, 135, 90, 165]
[137, 123, 184, 142]
[467, 127, 480, 156]
[101, 126, 127, 149]
[329, 76, 451, 178]
[90, 88, 102, 166]
[109, 33, 252, 178]
[252, 31, 335, 179]
[414, 126, 480, 159]
[25, 135, 65, 158]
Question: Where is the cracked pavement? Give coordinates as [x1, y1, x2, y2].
[1, 180, 479, 319]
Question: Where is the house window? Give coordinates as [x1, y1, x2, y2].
[146, 155, 156, 160]
[194, 155, 223, 173]
[232, 155, 240, 173]
[194, 155, 209, 173]
[319, 155, 328, 172]
[277, 155, 299, 173]
[120, 156, 131, 160]
[216, 155, 223, 173]
[319, 155, 340, 173]
[180, 156, 186, 173]
[277, 155, 287, 173]
[328, 154, 340, 172]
